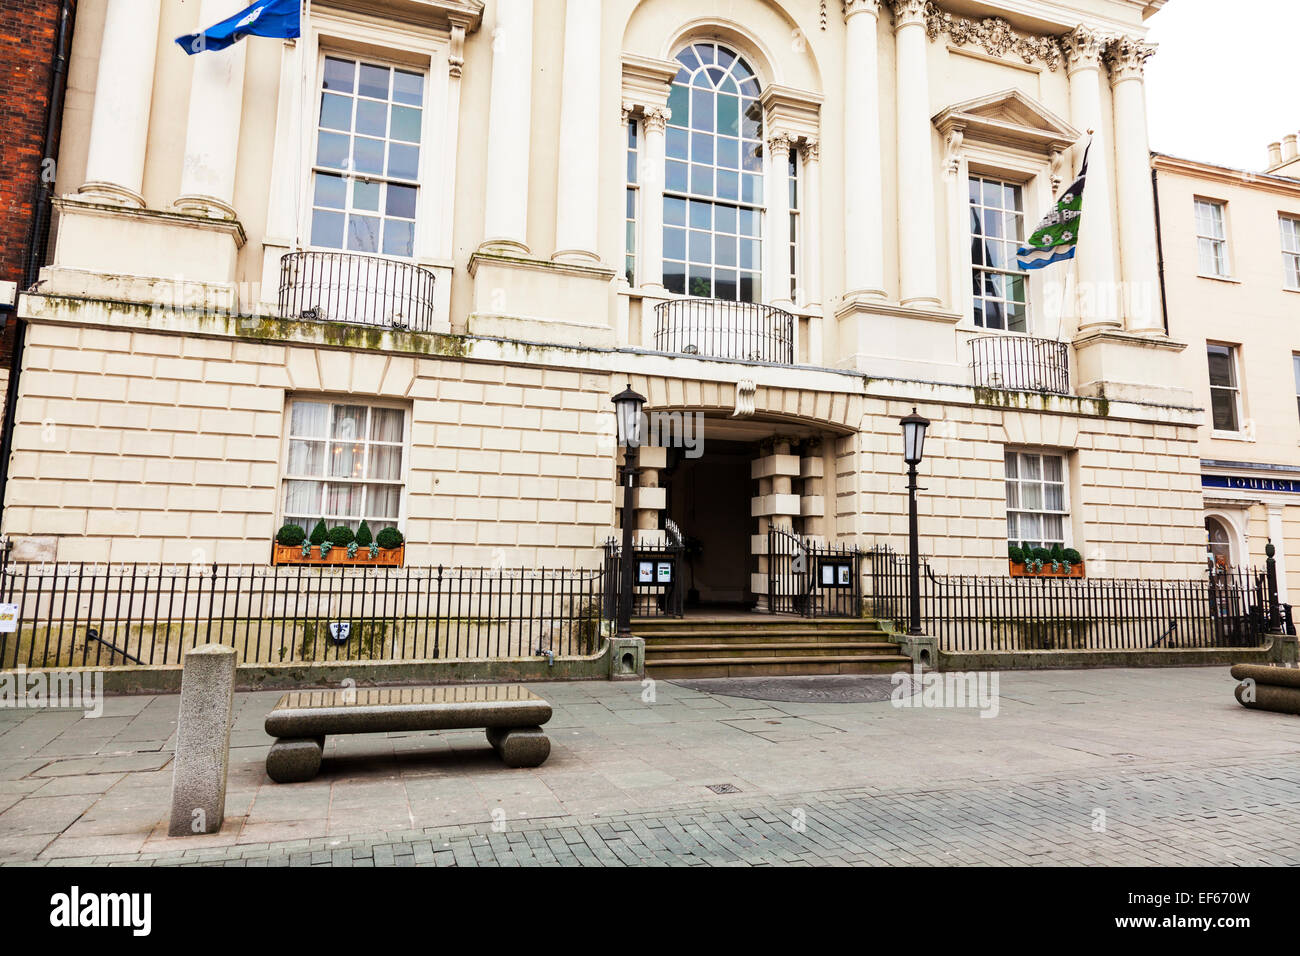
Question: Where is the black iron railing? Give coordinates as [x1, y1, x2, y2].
[278, 251, 438, 332]
[604, 538, 685, 619]
[868, 546, 1275, 652]
[654, 298, 795, 365]
[768, 527, 862, 618]
[969, 334, 1070, 395]
[0, 562, 608, 669]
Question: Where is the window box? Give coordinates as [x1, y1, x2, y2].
[272, 543, 405, 567]
[1009, 559, 1084, 579]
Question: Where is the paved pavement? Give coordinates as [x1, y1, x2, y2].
[1, 668, 1299, 866]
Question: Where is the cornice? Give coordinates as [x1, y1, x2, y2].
[1152, 153, 1300, 198]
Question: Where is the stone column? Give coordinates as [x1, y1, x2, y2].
[892, 0, 941, 308]
[843, 0, 886, 301]
[638, 107, 670, 290]
[800, 443, 827, 541]
[553, 0, 601, 263]
[175, 0, 249, 218]
[481, 0, 534, 253]
[1268, 507, 1290, 605]
[79, 0, 163, 207]
[1105, 37, 1162, 334]
[1062, 26, 1121, 330]
[766, 133, 794, 308]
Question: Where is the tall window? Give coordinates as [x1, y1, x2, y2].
[1195, 199, 1229, 277]
[970, 176, 1028, 332]
[625, 120, 639, 285]
[283, 400, 407, 534]
[1005, 451, 1068, 549]
[663, 42, 764, 302]
[311, 56, 424, 259]
[788, 151, 800, 302]
[1292, 353, 1300, 422]
[1281, 215, 1300, 290]
[1207, 344, 1241, 432]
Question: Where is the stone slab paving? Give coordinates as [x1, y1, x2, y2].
[0, 667, 1298, 866]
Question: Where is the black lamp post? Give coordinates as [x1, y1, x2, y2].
[900, 407, 930, 636]
[613, 384, 647, 639]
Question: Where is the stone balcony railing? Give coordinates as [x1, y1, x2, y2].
[969, 334, 1071, 395]
[653, 297, 796, 365]
[278, 251, 439, 332]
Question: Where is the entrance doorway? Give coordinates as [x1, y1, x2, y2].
[663, 438, 757, 611]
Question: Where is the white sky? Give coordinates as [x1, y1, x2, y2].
[1144, 0, 1300, 171]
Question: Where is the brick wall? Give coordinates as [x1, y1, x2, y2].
[0, 0, 70, 365]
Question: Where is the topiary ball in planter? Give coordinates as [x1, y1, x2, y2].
[1063, 548, 1083, 565]
[277, 524, 306, 547]
[1031, 547, 1052, 564]
[328, 526, 355, 548]
[354, 520, 374, 549]
[309, 520, 329, 546]
[1008, 545, 1025, 564]
[376, 527, 404, 551]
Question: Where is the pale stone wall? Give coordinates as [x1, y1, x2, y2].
[844, 396, 1206, 579]
[6, 318, 616, 567]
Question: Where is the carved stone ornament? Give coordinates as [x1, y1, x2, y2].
[923, 1, 1064, 72]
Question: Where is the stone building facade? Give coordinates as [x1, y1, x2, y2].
[5, 0, 1210, 597]
[1155, 140, 1300, 598]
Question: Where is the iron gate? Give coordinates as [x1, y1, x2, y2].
[767, 527, 862, 618]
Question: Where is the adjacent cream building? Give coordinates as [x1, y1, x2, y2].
[1156, 135, 1300, 599]
[6, 0, 1212, 601]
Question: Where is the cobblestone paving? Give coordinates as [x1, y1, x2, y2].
[3, 668, 1300, 866]
[12, 754, 1300, 867]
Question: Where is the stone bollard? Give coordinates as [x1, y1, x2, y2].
[168, 644, 237, 837]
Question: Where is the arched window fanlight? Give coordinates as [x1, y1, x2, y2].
[662, 42, 765, 303]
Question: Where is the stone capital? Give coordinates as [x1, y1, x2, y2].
[843, 0, 883, 21]
[801, 138, 821, 163]
[1104, 36, 1157, 84]
[642, 106, 671, 134]
[768, 131, 796, 158]
[1061, 25, 1109, 73]
[891, 0, 928, 28]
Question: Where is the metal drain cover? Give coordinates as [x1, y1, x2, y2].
[707, 783, 741, 794]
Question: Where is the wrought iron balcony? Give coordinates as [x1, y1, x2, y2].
[654, 298, 795, 365]
[969, 334, 1070, 396]
[278, 251, 438, 332]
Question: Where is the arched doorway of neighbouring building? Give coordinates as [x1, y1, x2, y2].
[1206, 515, 1234, 572]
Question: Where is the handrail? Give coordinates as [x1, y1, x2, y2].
[278, 251, 438, 332]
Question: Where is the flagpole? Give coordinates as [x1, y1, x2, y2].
[293, 0, 311, 252]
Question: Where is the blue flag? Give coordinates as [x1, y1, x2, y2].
[176, 0, 300, 55]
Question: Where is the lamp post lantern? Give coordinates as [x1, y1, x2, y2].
[900, 407, 930, 636]
[613, 384, 647, 639]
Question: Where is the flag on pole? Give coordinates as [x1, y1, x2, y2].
[1016, 146, 1089, 271]
[176, 0, 301, 55]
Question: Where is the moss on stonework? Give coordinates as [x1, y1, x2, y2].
[228, 314, 473, 358]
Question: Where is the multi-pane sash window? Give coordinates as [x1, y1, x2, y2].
[663, 42, 764, 302]
[625, 120, 639, 285]
[1195, 199, 1229, 277]
[311, 56, 424, 259]
[283, 401, 406, 535]
[1207, 344, 1242, 432]
[1282, 215, 1300, 290]
[970, 176, 1028, 332]
[1005, 451, 1068, 549]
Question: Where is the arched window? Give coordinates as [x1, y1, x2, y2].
[663, 43, 764, 303]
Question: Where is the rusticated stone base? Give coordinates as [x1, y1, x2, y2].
[266, 736, 325, 783]
[486, 726, 551, 768]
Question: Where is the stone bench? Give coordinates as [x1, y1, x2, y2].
[1231, 664, 1300, 715]
[264, 684, 553, 783]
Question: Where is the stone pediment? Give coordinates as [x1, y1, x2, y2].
[932, 89, 1079, 154]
